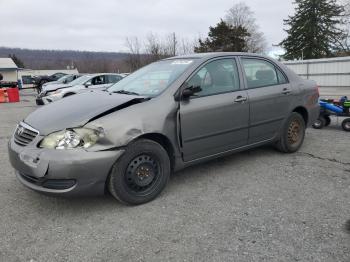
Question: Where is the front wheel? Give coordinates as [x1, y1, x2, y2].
[108, 139, 170, 205]
[342, 118, 350, 132]
[275, 112, 306, 153]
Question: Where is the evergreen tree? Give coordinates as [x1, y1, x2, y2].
[280, 0, 345, 60]
[195, 20, 250, 53]
[8, 54, 25, 68]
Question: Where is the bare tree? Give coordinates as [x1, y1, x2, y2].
[144, 32, 164, 63]
[124, 32, 197, 71]
[165, 32, 177, 56]
[125, 36, 142, 71]
[225, 2, 267, 53]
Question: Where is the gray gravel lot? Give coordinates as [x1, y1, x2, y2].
[0, 90, 349, 262]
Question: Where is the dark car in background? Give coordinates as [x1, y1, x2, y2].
[8, 53, 319, 205]
[41, 74, 82, 88]
[32, 72, 67, 93]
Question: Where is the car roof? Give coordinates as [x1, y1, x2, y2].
[88, 73, 124, 77]
[164, 52, 274, 61]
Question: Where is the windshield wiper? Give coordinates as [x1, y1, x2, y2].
[112, 90, 140, 96]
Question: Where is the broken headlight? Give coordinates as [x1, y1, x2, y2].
[40, 128, 100, 149]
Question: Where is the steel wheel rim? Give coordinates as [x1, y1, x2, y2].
[345, 122, 350, 129]
[124, 154, 160, 195]
[288, 119, 302, 145]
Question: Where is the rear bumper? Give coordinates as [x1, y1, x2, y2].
[307, 104, 320, 127]
[8, 138, 125, 197]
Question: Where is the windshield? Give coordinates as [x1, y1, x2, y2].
[108, 59, 194, 97]
[69, 75, 91, 86]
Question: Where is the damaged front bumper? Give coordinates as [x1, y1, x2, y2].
[36, 94, 62, 105]
[8, 134, 124, 196]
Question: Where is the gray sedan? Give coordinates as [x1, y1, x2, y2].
[8, 53, 319, 205]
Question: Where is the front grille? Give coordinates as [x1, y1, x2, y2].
[14, 123, 39, 146]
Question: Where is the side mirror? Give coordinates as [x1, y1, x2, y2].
[182, 85, 202, 99]
[84, 82, 92, 88]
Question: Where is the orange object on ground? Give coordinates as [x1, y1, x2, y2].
[0, 89, 7, 103]
[7, 88, 20, 103]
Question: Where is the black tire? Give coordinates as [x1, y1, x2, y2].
[312, 116, 326, 129]
[275, 112, 306, 153]
[342, 118, 350, 132]
[324, 115, 331, 127]
[108, 139, 170, 205]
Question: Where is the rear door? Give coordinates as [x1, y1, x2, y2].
[239, 57, 292, 144]
[179, 58, 249, 162]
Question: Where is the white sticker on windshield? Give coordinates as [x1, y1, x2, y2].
[171, 60, 193, 65]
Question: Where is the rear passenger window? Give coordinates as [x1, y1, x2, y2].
[187, 59, 240, 97]
[242, 58, 287, 89]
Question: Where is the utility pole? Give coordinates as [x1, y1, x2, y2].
[172, 32, 177, 56]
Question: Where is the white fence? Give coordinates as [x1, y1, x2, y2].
[284, 56, 350, 98]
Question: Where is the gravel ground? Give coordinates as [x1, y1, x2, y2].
[0, 90, 349, 262]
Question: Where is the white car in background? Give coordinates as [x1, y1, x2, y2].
[42, 74, 82, 88]
[36, 73, 124, 105]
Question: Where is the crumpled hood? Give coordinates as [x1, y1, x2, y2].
[42, 83, 72, 92]
[25, 90, 144, 135]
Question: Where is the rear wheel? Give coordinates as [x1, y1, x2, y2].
[108, 139, 170, 205]
[312, 116, 326, 129]
[276, 112, 306, 153]
[342, 118, 350, 132]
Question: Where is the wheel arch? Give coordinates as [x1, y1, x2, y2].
[136, 133, 176, 170]
[292, 106, 308, 125]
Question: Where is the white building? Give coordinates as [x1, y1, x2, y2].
[0, 58, 18, 82]
[284, 56, 350, 98]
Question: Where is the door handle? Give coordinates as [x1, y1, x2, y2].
[234, 96, 247, 103]
[282, 88, 291, 95]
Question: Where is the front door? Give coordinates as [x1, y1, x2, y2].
[179, 58, 249, 162]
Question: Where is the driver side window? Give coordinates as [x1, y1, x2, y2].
[186, 59, 240, 97]
[92, 76, 105, 85]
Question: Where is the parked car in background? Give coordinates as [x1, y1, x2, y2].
[36, 73, 123, 105]
[9, 53, 319, 205]
[33, 72, 67, 93]
[42, 74, 82, 88]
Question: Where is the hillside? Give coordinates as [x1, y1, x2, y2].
[0, 47, 130, 73]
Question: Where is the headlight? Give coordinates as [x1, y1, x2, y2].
[40, 128, 100, 149]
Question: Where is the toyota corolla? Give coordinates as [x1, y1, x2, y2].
[8, 53, 319, 205]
